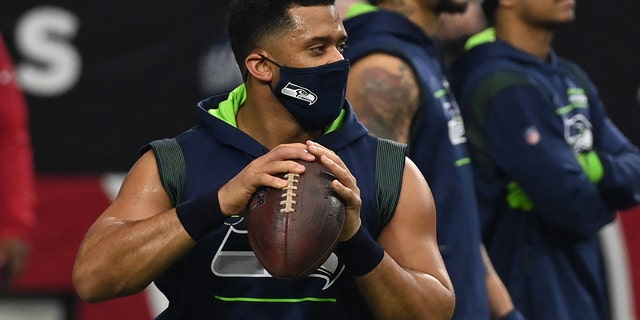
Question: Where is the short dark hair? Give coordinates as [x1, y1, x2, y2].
[481, 0, 498, 25]
[227, 0, 336, 79]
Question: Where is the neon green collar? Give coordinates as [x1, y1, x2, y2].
[345, 3, 378, 19]
[208, 84, 246, 127]
[464, 27, 497, 51]
[207, 84, 345, 133]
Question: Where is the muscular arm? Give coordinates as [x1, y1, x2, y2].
[347, 53, 420, 144]
[482, 244, 516, 319]
[307, 142, 454, 319]
[357, 159, 455, 319]
[73, 151, 195, 302]
[73, 144, 316, 302]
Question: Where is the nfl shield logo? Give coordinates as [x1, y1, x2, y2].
[525, 126, 541, 145]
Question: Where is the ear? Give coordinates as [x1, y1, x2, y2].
[245, 52, 273, 82]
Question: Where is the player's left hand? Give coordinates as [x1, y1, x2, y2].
[306, 141, 362, 241]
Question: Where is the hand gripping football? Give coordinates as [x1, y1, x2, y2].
[246, 158, 346, 279]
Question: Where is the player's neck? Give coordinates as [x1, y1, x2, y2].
[496, 19, 553, 61]
[379, 0, 439, 36]
[238, 90, 318, 150]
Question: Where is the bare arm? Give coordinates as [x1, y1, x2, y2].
[347, 53, 420, 144]
[309, 141, 454, 319]
[359, 158, 455, 319]
[73, 144, 315, 302]
[72, 151, 195, 302]
[482, 244, 517, 319]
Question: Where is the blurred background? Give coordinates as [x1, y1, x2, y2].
[0, 1, 638, 319]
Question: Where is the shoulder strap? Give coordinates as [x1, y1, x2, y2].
[149, 136, 406, 228]
[149, 138, 186, 206]
[375, 138, 408, 228]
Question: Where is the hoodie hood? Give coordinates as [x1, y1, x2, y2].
[343, 6, 439, 62]
[449, 28, 569, 107]
[196, 87, 370, 158]
[451, 28, 563, 86]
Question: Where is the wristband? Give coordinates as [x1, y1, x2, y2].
[175, 191, 228, 241]
[334, 225, 384, 276]
[500, 309, 526, 320]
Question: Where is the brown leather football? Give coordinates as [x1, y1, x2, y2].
[246, 158, 346, 279]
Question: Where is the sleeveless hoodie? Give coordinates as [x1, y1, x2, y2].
[343, 6, 488, 320]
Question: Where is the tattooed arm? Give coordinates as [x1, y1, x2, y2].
[346, 53, 420, 144]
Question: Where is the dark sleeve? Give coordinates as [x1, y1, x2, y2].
[585, 78, 640, 210]
[485, 85, 614, 238]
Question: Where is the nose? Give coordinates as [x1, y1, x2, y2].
[327, 46, 345, 63]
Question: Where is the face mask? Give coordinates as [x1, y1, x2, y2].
[261, 55, 350, 130]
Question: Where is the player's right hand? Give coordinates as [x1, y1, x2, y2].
[218, 143, 316, 216]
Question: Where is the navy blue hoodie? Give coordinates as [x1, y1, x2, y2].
[344, 7, 488, 320]
[450, 32, 640, 320]
[148, 85, 406, 319]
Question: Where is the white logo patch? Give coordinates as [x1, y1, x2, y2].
[564, 114, 593, 153]
[281, 82, 317, 105]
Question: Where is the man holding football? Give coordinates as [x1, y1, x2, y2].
[72, 0, 454, 319]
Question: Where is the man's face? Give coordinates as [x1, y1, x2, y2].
[436, 0, 486, 40]
[517, 0, 576, 30]
[434, 0, 469, 14]
[267, 5, 348, 69]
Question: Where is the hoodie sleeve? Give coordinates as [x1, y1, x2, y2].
[484, 84, 615, 238]
[581, 73, 640, 210]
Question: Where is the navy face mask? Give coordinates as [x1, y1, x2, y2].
[260, 55, 350, 130]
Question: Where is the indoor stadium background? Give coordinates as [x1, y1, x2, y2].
[0, 1, 638, 319]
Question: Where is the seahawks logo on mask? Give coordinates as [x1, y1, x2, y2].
[281, 82, 318, 105]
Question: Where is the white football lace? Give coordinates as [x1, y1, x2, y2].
[280, 172, 299, 213]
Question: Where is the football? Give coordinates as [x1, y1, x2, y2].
[246, 158, 346, 279]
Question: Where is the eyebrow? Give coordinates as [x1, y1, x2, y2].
[304, 34, 348, 46]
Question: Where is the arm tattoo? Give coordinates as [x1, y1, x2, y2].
[352, 63, 419, 143]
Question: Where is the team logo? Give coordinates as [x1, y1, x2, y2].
[247, 187, 267, 211]
[435, 78, 467, 146]
[564, 114, 593, 153]
[211, 226, 344, 290]
[281, 82, 318, 105]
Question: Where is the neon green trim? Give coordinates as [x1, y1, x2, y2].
[215, 295, 337, 303]
[207, 84, 345, 134]
[555, 104, 574, 115]
[464, 28, 497, 51]
[325, 109, 346, 133]
[577, 151, 604, 184]
[506, 181, 534, 211]
[556, 104, 587, 116]
[208, 84, 246, 127]
[567, 88, 585, 95]
[345, 3, 378, 19]
[434, 89, 447, 99]
[455, 157, 471, 167]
